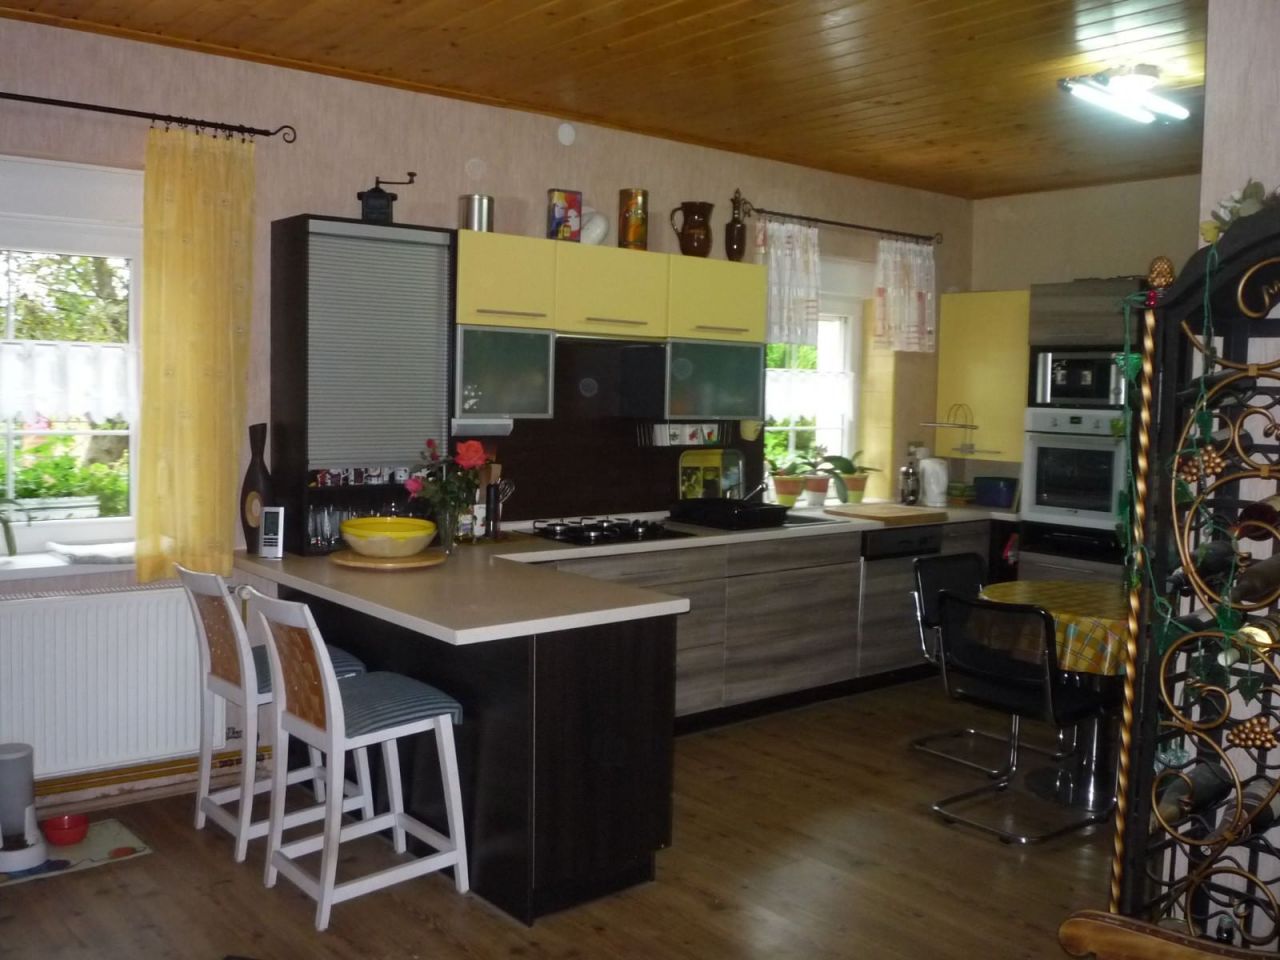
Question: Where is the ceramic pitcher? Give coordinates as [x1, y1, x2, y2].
[670, 201, 714, 257]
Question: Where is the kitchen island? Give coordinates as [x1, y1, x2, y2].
[236, 544, 689, 925]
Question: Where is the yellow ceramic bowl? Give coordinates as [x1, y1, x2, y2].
[340, 516, 437, 558]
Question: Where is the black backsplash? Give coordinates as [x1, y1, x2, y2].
[485, 418, 763, 521]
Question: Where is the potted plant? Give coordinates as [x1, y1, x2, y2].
[765, 455, 808, 507]
[816, 451, 879, 503]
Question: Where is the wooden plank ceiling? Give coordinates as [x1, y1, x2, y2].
[0, 0, 1206, 199]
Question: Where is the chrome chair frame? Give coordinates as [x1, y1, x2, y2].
[929, 592, 1115, 845]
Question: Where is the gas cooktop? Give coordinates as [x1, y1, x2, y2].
[530, 516, 695, 546]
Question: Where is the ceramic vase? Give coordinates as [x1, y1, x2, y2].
[841, 473, 869, 503]
[670, 201, 714, 257]
[240, 422, 273, 553]
[803, 474, 830, 506]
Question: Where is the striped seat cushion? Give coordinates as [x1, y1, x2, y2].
[337, 672, 463, 738]
[252, 644, 367, 695]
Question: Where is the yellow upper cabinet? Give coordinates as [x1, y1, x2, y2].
[935, 290, 1030, 462]
[457, 231, 556, 329]
[554, 244, 669, 338]
[667, 258, 766, 342]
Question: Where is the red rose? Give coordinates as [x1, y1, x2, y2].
[404, 476, 424, 496]
[454, 440, 487, 470]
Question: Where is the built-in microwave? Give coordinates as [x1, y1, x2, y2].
[1020, 407, 1127, 531]
[1031, 349, 1125, 408]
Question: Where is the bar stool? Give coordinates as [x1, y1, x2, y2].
[177, 565, 374, 862]
[247, 589, 468, 932]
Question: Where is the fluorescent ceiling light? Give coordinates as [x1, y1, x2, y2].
[1134, 90, 1190, 121]
[1062, 78, 1155, 124]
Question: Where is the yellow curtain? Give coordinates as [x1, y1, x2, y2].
[136, 128, 254, 582]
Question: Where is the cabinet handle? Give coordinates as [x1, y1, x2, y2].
[475, 308, 549, 318]
[693, 324, 749, 333]
[584, 316, 647, 326]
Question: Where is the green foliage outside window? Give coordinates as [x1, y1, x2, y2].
[765, 342, 817, 370]
[763, 416, 816, 465]
[0, 435, 130, 517]
[2, 252, 129, 343]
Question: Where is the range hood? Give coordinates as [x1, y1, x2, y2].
[1028, 277, 1143, 347]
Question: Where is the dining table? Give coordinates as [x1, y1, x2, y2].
[979, 578, 1130, 813]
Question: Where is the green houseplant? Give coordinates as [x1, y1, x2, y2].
[0, 497, 27, 556]
[815, 450, 879, 503]
[768, 448, 879, 505]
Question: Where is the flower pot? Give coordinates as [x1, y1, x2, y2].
[802, 474, 830, 506]
[841, 473, 869, 503]
[771, 474, 804, 507]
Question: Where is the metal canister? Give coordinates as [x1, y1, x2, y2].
[618, 188, 648, 250]
[458, 194, 494, 232]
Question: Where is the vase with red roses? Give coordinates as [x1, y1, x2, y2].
[404, 438, 489, 554]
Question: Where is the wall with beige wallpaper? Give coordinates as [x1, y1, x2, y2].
[0, 18, 971, 493]
[971, 175, 1201, 291]
[1200, 1, 1280, 217]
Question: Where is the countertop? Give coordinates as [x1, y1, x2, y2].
[234, 504, 1015, 646]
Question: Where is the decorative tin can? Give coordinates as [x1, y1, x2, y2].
[618, 188, 648, 250]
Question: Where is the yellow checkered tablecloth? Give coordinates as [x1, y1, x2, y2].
[979, 580, 1130, 676]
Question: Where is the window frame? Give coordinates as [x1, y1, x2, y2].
[764, 307, 860, 462]
[0, 155, 142, 554]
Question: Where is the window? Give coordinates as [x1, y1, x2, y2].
[0, 156, 141, 554]
[764, 312, 856, 464]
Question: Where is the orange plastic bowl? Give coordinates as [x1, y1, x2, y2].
[41, 813, 89, 846]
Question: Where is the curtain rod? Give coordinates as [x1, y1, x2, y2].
[740, 193, 941, 245]
[0, 91, 297, 142]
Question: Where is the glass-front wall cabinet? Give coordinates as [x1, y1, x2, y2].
[667, 339, 764, 420]
[456, 325, 554, 419]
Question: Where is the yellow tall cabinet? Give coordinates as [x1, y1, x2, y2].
[934, 290, 1030, 462]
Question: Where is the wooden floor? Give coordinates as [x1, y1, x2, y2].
[1, 680, 1112, 959]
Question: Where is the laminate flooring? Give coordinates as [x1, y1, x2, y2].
[0, 680, 1113, 960]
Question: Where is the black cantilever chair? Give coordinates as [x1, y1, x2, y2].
[910, 553, 1013, 776]
[929, 591, 1116, 844]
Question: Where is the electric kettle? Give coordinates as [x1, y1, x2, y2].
[919, 456, 949, 508]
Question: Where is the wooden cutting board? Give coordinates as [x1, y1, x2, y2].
[823, 503, 949, 525]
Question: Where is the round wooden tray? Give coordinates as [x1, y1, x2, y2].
[328, 548, 447, 571]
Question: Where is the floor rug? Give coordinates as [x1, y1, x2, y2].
[0, 818, 150, 887]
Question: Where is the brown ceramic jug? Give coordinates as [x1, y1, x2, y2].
[670, 201, 714, 257]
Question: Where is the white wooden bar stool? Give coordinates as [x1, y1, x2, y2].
[247, 589, 469, 932]
[177, 565, 375, 863]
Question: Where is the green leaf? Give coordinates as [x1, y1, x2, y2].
[1196, 408, 1213, 440]
[1217, 606, 1244, 632]
[1238, 674, 1264, 704]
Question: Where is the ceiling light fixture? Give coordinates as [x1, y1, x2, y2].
[1059, 63, 1189, 124]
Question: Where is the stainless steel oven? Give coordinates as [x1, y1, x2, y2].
[1020, 407, 1127, 531]
[1032, 349, 1125, 408]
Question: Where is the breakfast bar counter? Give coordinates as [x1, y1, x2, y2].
[235, 544, 687, 925]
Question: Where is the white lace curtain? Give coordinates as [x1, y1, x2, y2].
[756, 217, 821, 345]
[872, 238, 936, 352]
[764, 366, 853, 422]
[0, 340, 136, 422]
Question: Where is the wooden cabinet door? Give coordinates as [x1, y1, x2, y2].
[555, 244, 669, 337]
[935, 291, 1030, 462]
[457, 231, 556, 329]
[723, 562, 859, 705]
[667, 257, 766, 342]
[857, 556, 923, 676]
[668, 578, 727, 716]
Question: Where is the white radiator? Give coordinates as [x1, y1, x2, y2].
[0, 584, 210, 778]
